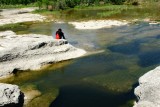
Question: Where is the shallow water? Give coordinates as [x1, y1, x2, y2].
[1, 21, 160, 107]
[43, 5, 160, 21]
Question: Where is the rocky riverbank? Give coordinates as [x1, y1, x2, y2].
[0, 31, 86, 78]
[134, 66, 160, 107]
[0, 7, 45, 26]
[0, 30, 86, 106]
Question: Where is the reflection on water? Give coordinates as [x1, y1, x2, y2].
[108, 41, 140, 55]
[108, 40, 160, 67]
[138, 50, 160, 67]
[1, 22, 160, 107]
[108, 23, 160, 68]
[49, 84, 136, 107]
[156, 35, 160, 39]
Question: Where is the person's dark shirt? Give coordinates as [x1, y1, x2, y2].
[56, 31, 65, 39]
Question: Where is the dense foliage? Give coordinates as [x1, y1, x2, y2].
[0, 0, 159, 9]
[0, 0, 37, 5]
[0, 0, 133, 6]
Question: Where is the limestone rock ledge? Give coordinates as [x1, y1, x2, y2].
[134, 66, 160, 107]
[0, 31, 86, 78]
[0, 83, 24, 106]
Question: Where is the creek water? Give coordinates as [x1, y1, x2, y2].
[1, 21, 160, 107]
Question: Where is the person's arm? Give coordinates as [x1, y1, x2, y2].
[62, 32, 65, 39]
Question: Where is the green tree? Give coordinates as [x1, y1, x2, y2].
[94, 0, 100, 5]
[42, 0, 49, 9]
[37, 0, 43, 10]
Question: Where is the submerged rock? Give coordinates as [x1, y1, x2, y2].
[134, 66, 160, 107]
[0, 83, 24, 106]
[0, 31, 86, 78]
[24, 90, 41, 105]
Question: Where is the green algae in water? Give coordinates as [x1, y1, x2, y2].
[0, 23, 28, 32]
[49, 84, 135, 107]
[25, 88, 59, 107]
[108, 31, 160, 67]
[83, 71, 135, 93]
[0, 18, 160, 107]
[0, 61, 70, 107]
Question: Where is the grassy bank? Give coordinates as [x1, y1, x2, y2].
[0, 3, 36, 9]
[33, 4, 137, 21]
[33, 3, 160, 21]
[0, 2, 159, 28]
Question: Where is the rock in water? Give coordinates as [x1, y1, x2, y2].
[0, 31, 86, 78]
[0, 83, 24, 106]
[134, 66, 160, 107]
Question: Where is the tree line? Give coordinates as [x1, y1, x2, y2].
[0, 0, 37, 5]
[0, 0, 142, 9]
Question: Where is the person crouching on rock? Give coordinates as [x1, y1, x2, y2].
[55, 28, 66, 39]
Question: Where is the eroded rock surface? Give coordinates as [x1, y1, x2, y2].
[0, 31, 86, 77]
[134, 66, 160, 107]
[0, 83, 24, 107]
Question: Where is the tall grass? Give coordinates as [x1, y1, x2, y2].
[0, 3, 36, 9]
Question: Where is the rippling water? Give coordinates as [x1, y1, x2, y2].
[1, 21, 160, 107]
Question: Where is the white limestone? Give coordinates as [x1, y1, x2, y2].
[0, 7, 45, 26]
[0, 31, 86, 78]
[134, 66, 160, 107]
[69, 20, 128, 29]
[0, 83, 22, 106]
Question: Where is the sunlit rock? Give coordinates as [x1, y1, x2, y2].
[0, 83, 24, 106]
[69, 20, 128, 29]
[134, 66, 160, 107]
[0, 7, 45, 26]
[0, 31, 86, 78]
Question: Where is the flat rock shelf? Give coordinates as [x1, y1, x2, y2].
[0, 31, 86, 78]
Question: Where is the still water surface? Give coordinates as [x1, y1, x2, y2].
[2, 21, 160, 107]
